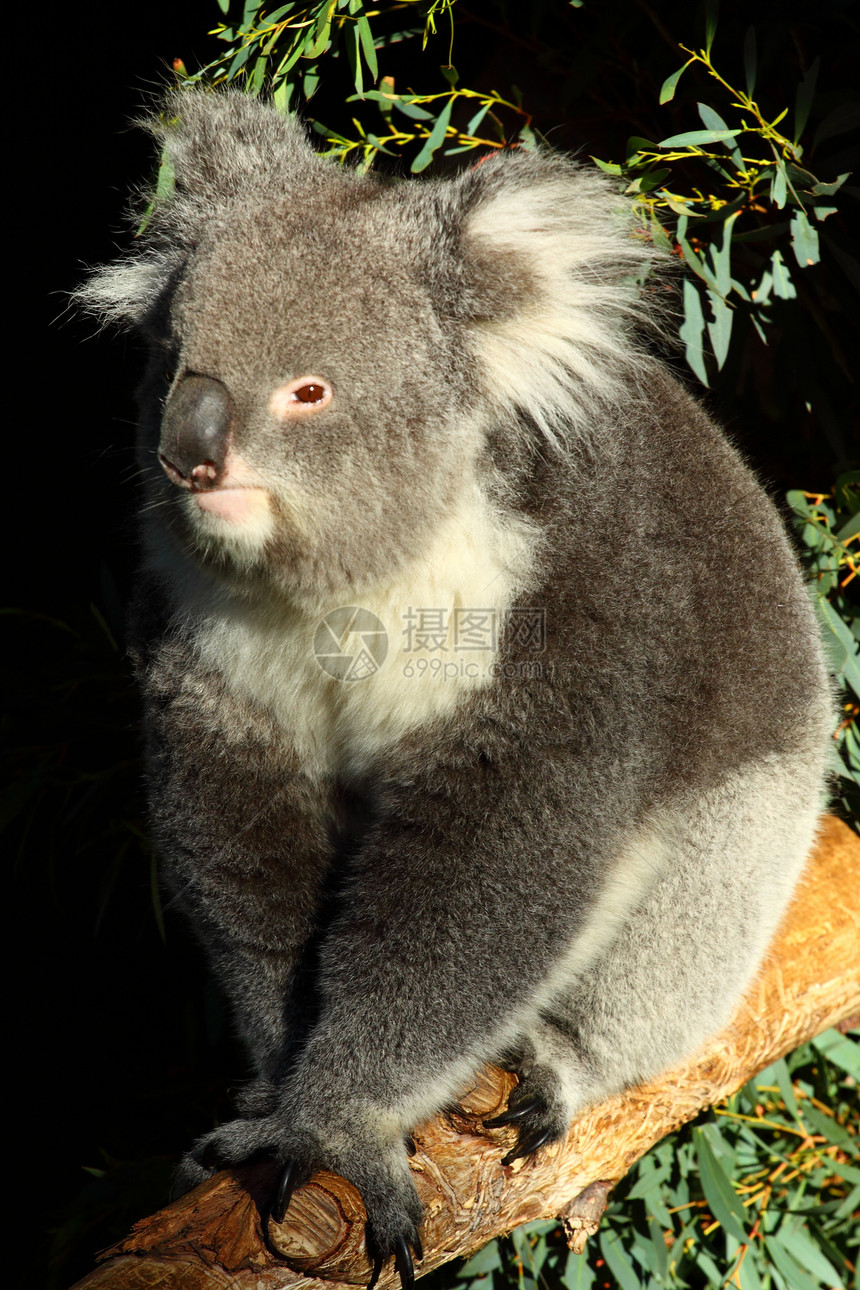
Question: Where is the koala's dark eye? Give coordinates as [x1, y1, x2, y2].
[294, 383, 326, 404]
[270, 375, 334, 418]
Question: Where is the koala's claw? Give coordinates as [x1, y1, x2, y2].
[502, 1124, 556, 1165]
[367, 1225, 423, 1290]
[271, 1158, 310, 1224]
[483, 1094, 543, 1128]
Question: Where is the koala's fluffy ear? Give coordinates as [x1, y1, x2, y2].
[428, 149, 661, 445]
[77, 90, 325, 331]
[152, 89, 326, 219]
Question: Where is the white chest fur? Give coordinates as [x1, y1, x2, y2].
[191, 487, 539, 777]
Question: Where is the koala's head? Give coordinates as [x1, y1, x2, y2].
[82, 90, 654, 603]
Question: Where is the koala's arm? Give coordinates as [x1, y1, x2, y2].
[178, 706, 656, 1258]
[133, 600, 335, 1097]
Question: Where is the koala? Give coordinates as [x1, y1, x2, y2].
[81, 89, 832, 1284]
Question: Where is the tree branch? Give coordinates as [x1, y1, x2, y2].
[74, 815, 860, 1290]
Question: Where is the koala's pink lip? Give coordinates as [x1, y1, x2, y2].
[193, 486, 270, 523]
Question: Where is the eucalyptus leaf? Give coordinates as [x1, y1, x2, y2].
[411, 96, 454, 172]
[763, 1235, 823, 1290]
[695, 1127, 748, 1243]
[562, 1251, 596, 1289]
[813, 1028, 860, 1077]
[680, 278, 709, 385]
[816, 597, 860, 696]
[659, 61, 690, 104]
[743, 26, 757, 96]
[835, 510, 859, 543]
[699, 102, 745, 169]
[465, 100, 491, 136]
[706, 290, 733, 369]
[598, 1229, 642, 1290]
[591, 157, 623, 175]
[795, 56, 820, 141]
[393, 96, 435, 121]
[658, 127, 743, 147]
[771, 163, 787, 208]
[458, 1240, 504, 1275]
[636, 167, 670, 192]
[357, 15, 378, 80]
[770, 249, 797, 299]
[625, 134, 655, 161]
[790, 209, 820, 267]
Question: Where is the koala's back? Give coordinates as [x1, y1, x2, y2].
[486, 364, 828, 793]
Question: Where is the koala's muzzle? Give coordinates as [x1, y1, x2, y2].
[160, 375, 235, 491]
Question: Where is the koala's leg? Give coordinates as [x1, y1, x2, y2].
[185, 739, 675, 1268]
[503, 754, 826, 1138]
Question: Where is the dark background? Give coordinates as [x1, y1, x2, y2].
[22, 2, 858, 1284]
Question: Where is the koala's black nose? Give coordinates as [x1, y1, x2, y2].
[159, 374, 235, 490]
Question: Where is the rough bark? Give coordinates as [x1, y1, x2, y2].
[74, 815, 860, 1290]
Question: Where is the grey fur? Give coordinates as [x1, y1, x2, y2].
[81, 89, 832, 1261]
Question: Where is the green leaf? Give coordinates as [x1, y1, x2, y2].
[625, 134, 656, 161]
[790, 210, 821, 267]
[458, 1240, 503, 1276]
[344, 20, 362, 96]
[736, 1243, 765, 1290]
[357, 15, 378, 81]
[676, 221, 718, 292]
[816, 597, 860, 696]
[813, 1028, 860, 1078]
[392, 95, 434, 121]
[636, 167, 671, 192]
[704, 0, 718, 54]
[562, 1251, 596, 1289]
[710, 209, 739, 295]
[646, 1214, 668, 1279]
[834, 1182, 860, 1222]
[811, 172, 850, 197]
[771, 1057, 803, 1126]
[226, 41, 253, 79]
[770, 249, 797, 299]
[598, 1229, 642, 1290]
[695, 1126, 748, 1242]
[699, 102, 744, 169]
[307, 1, 335, 57]
[771, 163, 787, 208]
[591, 157, 623, 175]
[707, 290, 733, 369]
[795, 56, 820, 141]
[680, 278, 709, 385]
[465, 100, 491, 137]
[835, 509, 860, 543]
[743, 26, 757, 96]
[440, 63, 458, 85]
[411, 97, 454, 172]
[658, 127, 743, 147]
[659, 61, 691, 104]
[217, 0, 230, 12]
[763, 1235, 822, 1290]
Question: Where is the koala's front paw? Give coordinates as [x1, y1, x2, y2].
[484, 1073, 570, 1165]
[271, 1131, 424, 1290]
[172, 1113, 424, 1288]
[170, 1115, 281, 1199]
